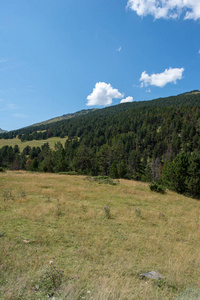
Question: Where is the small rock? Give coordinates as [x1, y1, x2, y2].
[139, 271, 162, 280]
[23, 239, 30, 243]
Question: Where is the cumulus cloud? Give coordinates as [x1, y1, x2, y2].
[87, 82, 124, 106]
[120, 96, 134, 103]
[127, 0, 200, 20]
[140, 67, 184, 88]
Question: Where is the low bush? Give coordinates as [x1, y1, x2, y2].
[103, 205, 112, 219]
[149, 182, 166, 194]
[34, 260, 64, 298]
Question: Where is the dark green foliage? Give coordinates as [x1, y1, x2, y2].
[30, 158, 39, 171]
[128, 150, 144, 180]
[186, 153, 200, 198]
[13, 145, 20, 154]
[141, 165, 153, 182]
[162, 153, 190, 194]
[40, 154, 55, 173]
[1, 91, 200, 198]
[161, 152, 200, 198]
[149, 182, 166, 194]
[22, 145, 31, 155]
[109, 162, 119, 179]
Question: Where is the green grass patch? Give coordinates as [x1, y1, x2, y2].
[0, 136, 67, 151]
[0, 171, 199, 299]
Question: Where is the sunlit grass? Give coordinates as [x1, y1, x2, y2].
[0, 136, 67, 151]
[0, 171, 199, 299]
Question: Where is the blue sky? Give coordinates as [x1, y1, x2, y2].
[0, 0, 200, 131]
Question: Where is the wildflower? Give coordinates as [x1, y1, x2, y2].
[49, 261, 53, 265]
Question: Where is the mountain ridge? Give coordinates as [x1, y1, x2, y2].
[30, 108, 98, 127]
[32, 89, 200, 129]
[1, 89, 200, 137]
[0, 128, 7, 133]
[1, 89, 200, 199]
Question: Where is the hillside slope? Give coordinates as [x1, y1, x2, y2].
[0, 171, 199, 299]
[31, 108, 97, 127]
[1, 90, 200, 138]
[0, 128, 7, 133]
[0, 90, 200, 198]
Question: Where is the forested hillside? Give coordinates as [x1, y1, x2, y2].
[30, 108, 97, 127]
[1, 90, 200, 198]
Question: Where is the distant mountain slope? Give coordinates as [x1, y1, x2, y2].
[31, 108, 98, 127]
[1, 89, 200, 195]
[0, 128, 7, 133]
[1, 90, 200, 141]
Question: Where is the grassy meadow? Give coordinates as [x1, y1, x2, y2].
[0, 137, 67, 151]
[0, 171, 200, 299]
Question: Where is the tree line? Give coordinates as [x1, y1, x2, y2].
[1, 91, 200, 199]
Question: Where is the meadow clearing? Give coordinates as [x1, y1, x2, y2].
[0, 137, 67, 151]
[0, 171, 200, 299]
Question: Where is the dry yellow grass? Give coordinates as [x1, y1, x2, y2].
[0, 171, 200, 299]
[0, 136, 67, 150]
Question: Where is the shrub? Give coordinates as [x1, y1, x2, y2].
[56, 199, 64, 218]
[149, 182, 166, 194]
[35, 260, 64, 297]
[103, 205, 112, 219]
[19, 190, 26, 199]
[3, 189, 14, 201]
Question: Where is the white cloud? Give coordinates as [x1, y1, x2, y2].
[146, 88, 151, 93]
[140, 67, 184, 88]
[127, 0, 200, 20]
[12, 113, 28, 118]
[87, 82, 124, 106]
[120, 96, 134, 103]
[116, 46, 122, 52]
[198, 49, 200, 54]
